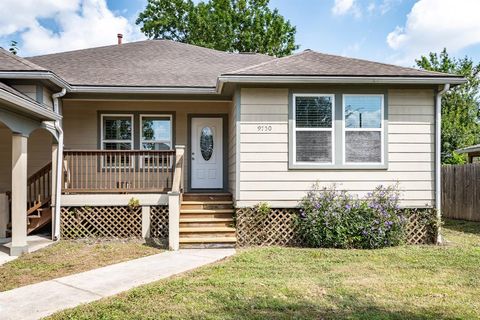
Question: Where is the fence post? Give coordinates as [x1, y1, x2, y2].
[141, 206, 151, 239]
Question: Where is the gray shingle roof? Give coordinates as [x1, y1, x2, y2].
[224, 49, 458, 78]
[27, 40, 274, 87]
[0, 48, 46, 71]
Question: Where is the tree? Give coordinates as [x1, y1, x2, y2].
[136, 0, 298, 57]
[9, 40, 18, 55]
[416, 49, 480, 164]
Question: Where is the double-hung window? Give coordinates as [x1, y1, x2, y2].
[140, 115, 173, 167]
[343, 94, 384, 164]
[101, 114, 134, 167]
[293, 94, 335, 165]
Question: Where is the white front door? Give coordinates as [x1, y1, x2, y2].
[191, 117, 223, 189]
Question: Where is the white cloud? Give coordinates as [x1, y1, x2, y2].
[332, 0, 361, 18]
[386, 0, 480, 65]
[0, 0, 145, 56]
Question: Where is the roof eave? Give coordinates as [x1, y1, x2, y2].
[0, 88, 62, 121]
[0, 71, 71, 91]
[69, 85, 218, 95]
[216, 75, 467, 92]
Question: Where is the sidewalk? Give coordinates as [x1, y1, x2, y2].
[0, 248, 235, 320]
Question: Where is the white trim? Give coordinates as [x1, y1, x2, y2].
[217, 75, 466, 93]
[0, 89, 61, 121]
[139, 114, 174, 169]
[292, 93, 335, 166]
[139, 114, 173, 148]
[342, 94, 385, 165]
[100, 114, 135, 168]
[0, 71, 71, 90]
[70, 85, 217, 95]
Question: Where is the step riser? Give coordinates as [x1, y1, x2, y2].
[180, 232, 236, 238]
[180, 222, 233, 228]
[181, 204, 233, 210]
[180, 243, 236, 249]
[182, 195, 232, 202]
[180, 213, 234, 219]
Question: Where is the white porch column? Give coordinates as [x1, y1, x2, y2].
[168, 145, 185, 251]
[168, 192, 180, 251]
[10, 134, 28, 256]
[141, 206, 151, 239]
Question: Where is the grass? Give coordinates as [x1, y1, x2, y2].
[0, 239, 162, 292]
[46, 219, 480, 320]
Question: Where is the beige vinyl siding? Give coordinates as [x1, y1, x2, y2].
[237, 87, 435, 208]
[11, 84, 37, 101]
[62, 100, 231, 189]
[228, 93, 237, 199]
[42, 87, 54, 109]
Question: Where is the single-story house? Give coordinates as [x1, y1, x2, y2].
[0, 37, 465, 255]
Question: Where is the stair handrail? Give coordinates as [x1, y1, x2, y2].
[27, 162, 52, 208]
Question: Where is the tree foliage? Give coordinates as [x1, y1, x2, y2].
[136, 0, 298, 57]
[416, 49, 480, 164]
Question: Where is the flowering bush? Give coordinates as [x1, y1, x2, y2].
[297, 183, 406, 249]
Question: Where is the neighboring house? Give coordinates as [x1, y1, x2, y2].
[456, 144, 480, 163]
[0, 38, 465, 255]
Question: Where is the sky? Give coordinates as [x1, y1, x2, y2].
[0, 0, 479, 67]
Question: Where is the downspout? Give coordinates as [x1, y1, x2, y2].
[52, 88, 66, 241]
[435, 83, 449, 245]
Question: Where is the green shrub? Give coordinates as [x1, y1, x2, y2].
[297, 183, 406, 249]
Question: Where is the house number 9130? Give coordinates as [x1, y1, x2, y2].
[257, 125, 272, 132]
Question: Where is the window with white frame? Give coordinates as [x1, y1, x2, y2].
[293, 94, 334, 164]
[343, 94, 384, 164]
[101, 114, 134, 167]
[140, 115, 173, 150]
[140, 115, 173, 167]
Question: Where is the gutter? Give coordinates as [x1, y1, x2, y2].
[0, 89, 61, 121]
[216, 75, 466, 94]
[51, 88, 67, 241]
[0, 71, 71, 91]
[435, 83, 450, 245]
[69, 85, 217, 95]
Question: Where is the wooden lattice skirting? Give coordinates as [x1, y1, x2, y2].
[235, 208, 437, 247]
[61, 206, 142, 239]
[150, 206, 169, 239]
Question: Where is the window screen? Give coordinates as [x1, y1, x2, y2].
[294, 95, 334, 164]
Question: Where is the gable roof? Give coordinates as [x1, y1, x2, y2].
[0, 81, 60, 120]
[0, 48, 47, 72]
[27, 40, 274, 88]
[223, 49, 458, 78]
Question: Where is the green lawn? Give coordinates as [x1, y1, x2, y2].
[48, 219, 480, 320]
[0, 239, 162, 292]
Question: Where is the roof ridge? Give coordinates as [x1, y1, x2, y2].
[223, 50, 307, 74]
[0, 48, 46, 70]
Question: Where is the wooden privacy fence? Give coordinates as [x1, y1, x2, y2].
[63, 150, 175, 193]
[442, 163, 480, 221]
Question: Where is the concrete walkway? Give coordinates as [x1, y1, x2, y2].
[0, 248, 235, 320]
[0, 235, 53, 265]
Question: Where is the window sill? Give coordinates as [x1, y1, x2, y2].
[289, 163, 388, 170]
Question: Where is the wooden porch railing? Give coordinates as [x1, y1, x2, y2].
[171, 148, 185, 193]
[27, 162, 52, 208]
[62, 150, 176, 193]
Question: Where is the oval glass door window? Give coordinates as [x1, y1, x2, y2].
[200, 127, 214, 161]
